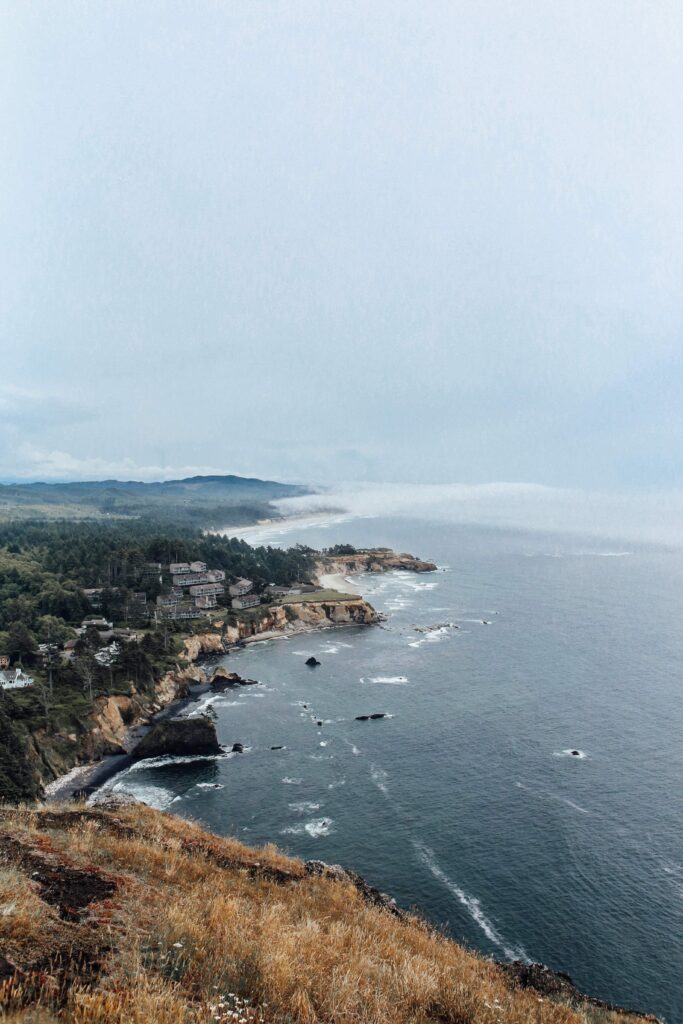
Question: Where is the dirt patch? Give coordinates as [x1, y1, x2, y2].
[0, 835, 117, 922]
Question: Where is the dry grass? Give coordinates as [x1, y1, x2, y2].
[0, 804, 655, 1024]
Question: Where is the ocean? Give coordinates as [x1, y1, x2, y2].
[104, 514, 683, 1022]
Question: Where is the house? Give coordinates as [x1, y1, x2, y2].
[172, 570, 226, 589]
[231, 593, 260, 610]
[189, 561, 207, 573]
[157, 593, 180, 607]
[82, 587, 104, 608]
[81, 617, 113, 632]
[189, 583, 224, 598]
[229, 578, 253, 598]
[169, 562, 190, 576]
[0, 668, 34, 689]
[0, 655, 9, 670]
[195, 594, 217, 610]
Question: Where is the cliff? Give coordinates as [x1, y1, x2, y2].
[0, 802, 658, 1024]
[316, 547, 438, 578]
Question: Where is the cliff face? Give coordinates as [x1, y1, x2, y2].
[315, 548, 438, 579]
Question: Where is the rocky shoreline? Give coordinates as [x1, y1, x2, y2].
[43, 548, 435, 803]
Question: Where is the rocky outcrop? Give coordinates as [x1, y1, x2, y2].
[133, 716, 222, 759]
[282, 598, 379, 629]
[500, 962, 660, 1022]
[315, 548, 437, 580]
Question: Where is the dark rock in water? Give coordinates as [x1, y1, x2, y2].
[355, 715, 370, 721]
[317, 720, 323, 727]
[570, 750, 580, 756]
[270, 745, 284, 750]
[305, 656, 321, 667]
[369, 713, 388, 720]
[134, 717, 221, 759]
[231, 742, 244, 754]
[211, 668, 258, 690]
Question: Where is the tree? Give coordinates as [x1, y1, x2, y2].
[6, 621, 37, 664]
[74, 653, 98, 701]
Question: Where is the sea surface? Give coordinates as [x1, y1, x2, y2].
[104, 515, 683, 1021]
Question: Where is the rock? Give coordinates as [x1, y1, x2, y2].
[317, 720, 323, 727]
[210, 668, 258, 690]
[231, 742, 244, 754]
[133, 717, 221, 759]
[270, 745, 284, 750]
[305, 656, 321, 667]
[356, 713, 387, 720]
[570, 750, 580, 756]
[369, 713, 387, 720]
[355, 715, 370, 721]
[88, 790, 140, 809]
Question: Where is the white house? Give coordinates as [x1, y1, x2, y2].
[0, 668, 34, 689]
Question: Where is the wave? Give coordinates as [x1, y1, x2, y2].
[127, 752, 232, 771]
[281, 776, 303, 785]
[413, 841, 528, 961]
[361, 675, 409, 685]
[197, 782, 224, 790]
[289, 801, 322, 813]
[109, 783, 176, 811]
[281, 818, 334, 838]
[555, 749, 589, 760]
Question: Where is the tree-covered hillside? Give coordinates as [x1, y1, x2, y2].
[0, 474, 311, 526]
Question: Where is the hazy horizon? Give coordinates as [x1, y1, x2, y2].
[3, 2, 682, 492]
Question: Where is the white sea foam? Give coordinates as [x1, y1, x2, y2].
[351, 745, 361, 755]
[413, 841, 528, 961]
[370, 764, 389, 796]
[281, 817, 334, 838]
[327, 778, 346, 789]
[282, 776, 303, 785]
[127, 752, 231, 771]
[363, 675, 409, 685]
[197, 782, 224, 790]
[289, 801, 322, 813]
[555, 749, 589, 760]
[408, 626, 451, 648]
[111, 783, 176, 810]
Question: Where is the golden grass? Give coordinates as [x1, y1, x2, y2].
[0, 804, 653, 1024]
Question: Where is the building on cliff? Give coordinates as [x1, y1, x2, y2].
[229, 578, 253, 597]
[231, 593, 260, 610]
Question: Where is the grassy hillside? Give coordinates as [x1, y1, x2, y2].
[0, 802, 657, 1024]
[0, 475, 311, 527]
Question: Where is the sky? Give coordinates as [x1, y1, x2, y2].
[2, 1, 683, 491]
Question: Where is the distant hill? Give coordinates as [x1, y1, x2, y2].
[0, 474, 311, 527]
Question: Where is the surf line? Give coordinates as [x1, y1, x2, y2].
[412, 840, 529, 962]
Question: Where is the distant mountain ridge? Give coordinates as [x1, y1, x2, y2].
[0, 474, 312, 527]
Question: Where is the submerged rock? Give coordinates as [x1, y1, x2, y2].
[133, 717, 221, 759]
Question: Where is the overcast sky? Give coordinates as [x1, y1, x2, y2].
[2, 1, 682, 489]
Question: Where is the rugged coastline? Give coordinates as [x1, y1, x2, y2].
[41, 548, 433, 802]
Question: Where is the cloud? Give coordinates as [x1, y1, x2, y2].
[272, 481, 683, 547]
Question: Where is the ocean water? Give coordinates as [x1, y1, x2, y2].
[105, 516, 683, 1021]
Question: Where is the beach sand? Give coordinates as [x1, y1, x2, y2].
[316, 572, 361, 595]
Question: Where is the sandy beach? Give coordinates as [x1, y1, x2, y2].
[316, 572, 362, 595]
